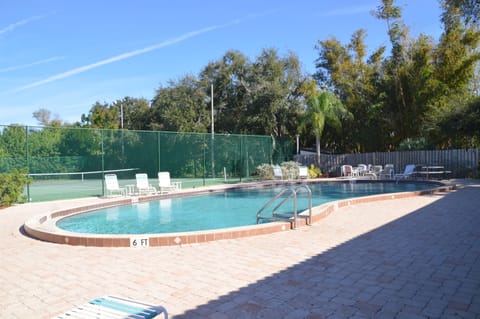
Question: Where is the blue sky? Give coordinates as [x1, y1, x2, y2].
[1, 0, 443, 126]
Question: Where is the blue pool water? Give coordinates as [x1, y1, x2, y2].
[57, 182, 436, 235]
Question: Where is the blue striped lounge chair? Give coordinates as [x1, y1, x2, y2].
[52, 295, 168, 319]
[394, 164, 417, 181]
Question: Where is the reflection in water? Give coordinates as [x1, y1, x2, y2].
[106, 207, 120, 221]
[159, 199, 172, 223]
[137, 202, 150, 220]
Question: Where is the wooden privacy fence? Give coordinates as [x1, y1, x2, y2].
[294, 149, 480, 178]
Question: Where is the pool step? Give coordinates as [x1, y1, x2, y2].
[258, 213, 311, 225]
[256, 185, 312, 228]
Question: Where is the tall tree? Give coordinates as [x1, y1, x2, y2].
[33, 108, 62, 126]
[426, 0, 480, 146]
[150, 76, 210, 132]
[0, 125, 26, 158]
[247, 49, 306, 138]
[372, 0, 411, 142]
[111, 97, 151, 130]
[199, 48, 309, 138]
[437, 96, 480, 147]
[81, 102, 119, 129]
[200, 50, 250, 134]
[314, 31, 386, 152]
[299, 91, 352, 165]
[441, 0, 479, 30]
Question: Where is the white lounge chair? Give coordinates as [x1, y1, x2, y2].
[395, 164, 416, 181]
[52, 295, 168, 319]
[379, 164, 394, 179]
[366, 165, 383, 180]
[104, 174, 125, 197]
[135, 173, 157, 195]
[298, 166, 309, 179]
[372, 165, 383, 175]
[158, 172, 182, 194]
[272, 165, 283, 180]
[356, 164, 368, 176]
[340, 165, 354, 177]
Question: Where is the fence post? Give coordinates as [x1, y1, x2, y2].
[203, 134, 206, 186]
[25, 126, 30, 202]
[240, 135, 244, 182]
[101, 129, 105, 196]
[157, 131, 161, 172]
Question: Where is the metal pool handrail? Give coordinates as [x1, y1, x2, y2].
[256, 184, 312, 228]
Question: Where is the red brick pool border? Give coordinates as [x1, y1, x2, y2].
[24, 180, 456, 247]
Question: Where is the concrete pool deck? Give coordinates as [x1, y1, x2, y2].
[1, 179, 479, 318]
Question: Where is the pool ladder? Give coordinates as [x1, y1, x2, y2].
[256, 185, 312, 229]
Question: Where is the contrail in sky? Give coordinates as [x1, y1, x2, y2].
[11, 20, 241, 93]
[0, 57, 64, 73]
[0, 15, 48, 35]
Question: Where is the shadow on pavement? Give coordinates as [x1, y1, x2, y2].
[175, 184, 480, 318]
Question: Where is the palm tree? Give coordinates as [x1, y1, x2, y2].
[299, 91, 352, 165]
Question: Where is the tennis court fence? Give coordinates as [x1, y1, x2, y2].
[0, 125, 292, 202]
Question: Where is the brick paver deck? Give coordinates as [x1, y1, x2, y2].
[1, 180, 479, 318]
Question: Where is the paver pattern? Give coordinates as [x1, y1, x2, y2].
[0, 181, 479, 318]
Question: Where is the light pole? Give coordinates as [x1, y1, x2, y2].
[210, 83, 215, 179]
[120, 103, 124, 129]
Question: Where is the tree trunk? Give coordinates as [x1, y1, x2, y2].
[316, 134, 321, 167]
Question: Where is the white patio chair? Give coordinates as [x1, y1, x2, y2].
[272, 165, 283, 179]
[135, 173, 157, 195]
[340, 165, 354, 177]
[298, 166, 309, 179]
[379, 164, 394, 179]
[356, 164, 368, 176]
[158, 172, 182, 194]
[104, 174, 125, 197]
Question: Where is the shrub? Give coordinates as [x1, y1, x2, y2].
[307, 164, 322, 178]
[281, 161, 299, 179]
[256, 162, 305, 180]
[256, 163, 274, 180]
[0, 168, 31, 207]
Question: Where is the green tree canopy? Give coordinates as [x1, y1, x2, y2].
[150, 76, 210, 133]
[299, 91, 352, 164]
[314, 0, 479, 151]
[81, 102, 120, 129]
[111, 97, 151, 130]
[14, 0, 478, 154]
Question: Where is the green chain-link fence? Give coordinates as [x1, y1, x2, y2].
[0, 125, 292, 201]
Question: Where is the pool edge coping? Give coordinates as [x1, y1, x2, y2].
[23, 179, 456, 247]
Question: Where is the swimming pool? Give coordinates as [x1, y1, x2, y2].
[56, 181, 437, 235]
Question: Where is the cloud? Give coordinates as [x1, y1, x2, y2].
[0, 57, 65, 73]
[11, 19, 241, 93]
[0, 15, 48, 36]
